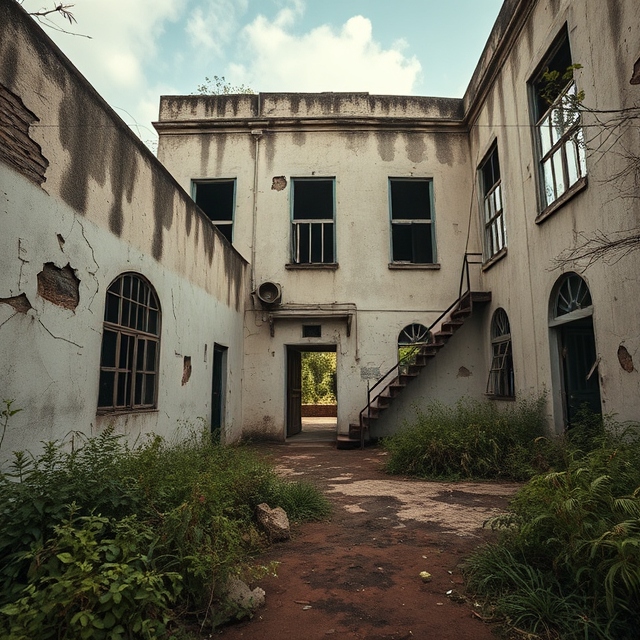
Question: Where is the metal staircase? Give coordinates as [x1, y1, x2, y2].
[338, 254, 490, 449]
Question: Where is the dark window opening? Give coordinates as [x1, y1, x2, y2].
[303, 325, 322, 338]
[479, 144, 506, 261]
[530, 29, 586, 211]
[98, 273, 160, 413]
[533, 32, 573, 117]
[292, 179, 335, 264]
[193, 180, 235, 243]
[389, 179, 435, 264]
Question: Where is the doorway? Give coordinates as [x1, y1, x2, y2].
[211, 344, 227, 442]
[286, 346, 337, 440]
[550, 273, 601, 429]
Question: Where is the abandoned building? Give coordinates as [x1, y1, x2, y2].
[1, 0, 640, 457]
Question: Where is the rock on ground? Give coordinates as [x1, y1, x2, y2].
[256, 503, 290, 542]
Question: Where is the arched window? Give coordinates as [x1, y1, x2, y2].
[487, 308, 514, 398]
[98, 273, 161, 412]
[553, 272, 592, 319]
[398, 323, 430, 373]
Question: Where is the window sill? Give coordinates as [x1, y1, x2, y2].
[484, 394, 516, 402]
[482, 247, 507, 272]
[97, 408, 159, 416]
[535, 176, 588, 225]
[285, 263, 339, 270]
[388, 263, 441, 270]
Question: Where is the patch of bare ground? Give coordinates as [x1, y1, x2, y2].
[215, 443, 520, 639]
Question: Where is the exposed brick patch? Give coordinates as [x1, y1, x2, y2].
[271, 176, 287, 191]
[37, 263, 80, 310]
[0, 82, 48, 185]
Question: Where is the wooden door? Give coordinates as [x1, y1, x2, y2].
[286, 347, 302, 437]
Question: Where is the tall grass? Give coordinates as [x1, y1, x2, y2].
[0, 426, 330, 637]
[383, 396, 553, 480]
[463, 421, 640, 639]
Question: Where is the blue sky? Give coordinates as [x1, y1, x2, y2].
[24, 0, 503, 148]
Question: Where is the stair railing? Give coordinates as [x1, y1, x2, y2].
[357, 252, 484, 448]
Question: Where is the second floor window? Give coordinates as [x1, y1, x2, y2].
[192, 179, 235, 243]
[291, 178, 335, 264]
[531, 30, 586, 213]
[479, 143, 506, 261]
[389, 178, 436, 264]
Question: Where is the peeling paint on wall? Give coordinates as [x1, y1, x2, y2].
[0, 293, 32, 313]
[617, 345, 634, 372]
[457, 366, 472, 378]
[37, 263, 80, 309]
[182, 355, 192, 385]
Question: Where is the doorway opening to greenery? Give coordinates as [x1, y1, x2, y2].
[286, 346, 337, 440]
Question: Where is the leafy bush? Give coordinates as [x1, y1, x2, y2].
[0, 426, 329, 637]
[383, 396, 551, 480]
[301, 352, 336, 405]
[463, 421, 640, 639]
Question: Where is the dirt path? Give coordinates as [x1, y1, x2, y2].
[217, 443, 520, 639]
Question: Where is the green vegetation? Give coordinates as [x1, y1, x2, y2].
[464, 420, 640, 639]
[301, 352, 336, 405]
[0, 426, 330, 638]
[385, 399, 640, 637]
[383, 396, 552, 480]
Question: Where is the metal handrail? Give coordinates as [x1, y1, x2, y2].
[357, 252, 484, 448]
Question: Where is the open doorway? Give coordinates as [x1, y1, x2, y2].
[286, 346, 337, 441]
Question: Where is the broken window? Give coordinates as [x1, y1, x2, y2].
[98, 273, 160, 413]
[291, 178, 335, 264]
[192, 179, 235, 243]
[530, 29, 587, 212]
[479, 143, 506, 261]
[486, 308, 515, 398]
[389, 179, 436, 264]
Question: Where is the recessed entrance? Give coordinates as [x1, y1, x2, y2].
[549, 273, 601, 428]
[286, 346, 337, 441]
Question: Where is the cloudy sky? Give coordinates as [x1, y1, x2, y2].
[23, 0, 504, 149]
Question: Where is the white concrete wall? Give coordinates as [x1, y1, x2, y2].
[468, 0, 640, 431]
[0, 0, 248, 461]
[158, 97, 482, 438]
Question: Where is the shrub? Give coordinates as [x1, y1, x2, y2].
[383, 396, 550, 480]
[0, 426, 329, 637]
[463, 420, 640, 639]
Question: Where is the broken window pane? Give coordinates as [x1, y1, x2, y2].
[531, 30, 586, 211]
[487, 308, 515, 397]
[193, 179, 235, 243]
[478, 144, 506, 261]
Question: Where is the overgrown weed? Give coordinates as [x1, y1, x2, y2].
[0, 424, 329, 638]
[464, 417, 640, 639]
[383, 396, 552, 480]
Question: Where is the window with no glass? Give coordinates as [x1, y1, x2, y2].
[530, 28, 587, 214]
[98, 273, 160, 413]
[291, 178, 335, 264]
[479, 143, 506, 262]
[192, 179, 235, 243]
[389, 179, 436, 264]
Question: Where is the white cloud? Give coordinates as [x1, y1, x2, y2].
[185, 0, 249, 56]
[231, 11, 422, 94]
